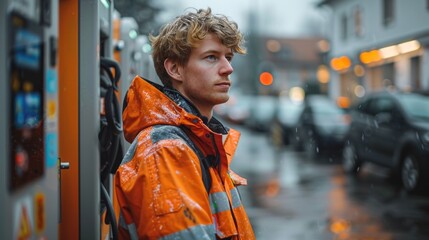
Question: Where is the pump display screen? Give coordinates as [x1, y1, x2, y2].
[8, 12, 45, 191]
[14, 92, 42, 129]
[14, 29, 42, 70]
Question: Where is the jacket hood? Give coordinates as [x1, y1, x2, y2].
[122, 76, 228, 143]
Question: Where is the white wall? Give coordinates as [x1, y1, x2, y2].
[326, 0, 429, 97]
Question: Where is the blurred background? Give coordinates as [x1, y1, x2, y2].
[113, 1, 429, 239]
[2, 0, 429, 239]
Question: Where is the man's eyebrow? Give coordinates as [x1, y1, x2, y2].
[201, 49, 234, 57]
[201, 49, 220, 54]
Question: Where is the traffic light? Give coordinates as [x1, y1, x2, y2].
[259, 71, 273, 86]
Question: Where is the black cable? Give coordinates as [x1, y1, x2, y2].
[100, 57, 121, 87]
[105, 86, 122, 135]
[99, 57, 122, 239]
[99, 57, 123, 181]
[101, 183, 119, 240]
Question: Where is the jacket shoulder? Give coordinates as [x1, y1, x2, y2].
[151, 125, 211, 193]
[150, 125, 189, 144]
[149, 125, 205, 165]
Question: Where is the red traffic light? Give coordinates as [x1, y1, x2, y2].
[259, 72, 273, 86]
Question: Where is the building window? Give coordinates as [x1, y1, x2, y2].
[341, 14, 348, 40]
[354, 6, 363, 37]
[410, 56, 421, 89]
[383, 0, 395, 26]
[382, 62, 395, 88]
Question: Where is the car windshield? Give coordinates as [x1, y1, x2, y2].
[306, 98, 348, 126]
[312, 100, 344, 115]
[278, 101, 303, 124]
[253, 96, 277, 120]
[398, 94, 429, 120]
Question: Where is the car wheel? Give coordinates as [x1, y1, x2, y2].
[342, 143, 360, 174]
[401, 153, 421, 193]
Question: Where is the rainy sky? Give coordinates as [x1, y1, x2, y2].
[158, 0, 326, 37]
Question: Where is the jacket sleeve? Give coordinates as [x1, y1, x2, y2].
[115, 138, 216, 240]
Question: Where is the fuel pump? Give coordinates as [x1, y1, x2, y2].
[0, 0, 60, 239]
[58, 0, 107, 238]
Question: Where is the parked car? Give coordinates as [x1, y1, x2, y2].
[224, 94, 253, 125]
[213, 92, 251, 123]
[245, 95, 277, 132]
[342, 91, 429, 193]
[270, 97, 304, 147]
[292, 95, 351, 157]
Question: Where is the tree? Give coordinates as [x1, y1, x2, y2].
[114, 0, 162, 35]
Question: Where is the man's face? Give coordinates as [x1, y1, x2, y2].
[176, 33, 234, 117]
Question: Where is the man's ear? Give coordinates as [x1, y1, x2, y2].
[164, 58, 183, 82]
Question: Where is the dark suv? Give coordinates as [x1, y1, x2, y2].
[343, 91, 429, 193]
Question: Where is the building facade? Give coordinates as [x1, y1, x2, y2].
[253, 36, 325, 97]
[319, 0, 429, 104]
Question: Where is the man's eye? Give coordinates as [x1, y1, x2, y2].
[206, 55, 217, 61]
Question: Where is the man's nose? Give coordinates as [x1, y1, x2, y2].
[220, 58, 234, 75]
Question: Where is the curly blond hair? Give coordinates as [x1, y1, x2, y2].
[149, 8, 246, 87]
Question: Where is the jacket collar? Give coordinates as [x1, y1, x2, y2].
[162, 86, 229, 135]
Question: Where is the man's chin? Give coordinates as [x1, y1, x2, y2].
[217, 95, 230, 104]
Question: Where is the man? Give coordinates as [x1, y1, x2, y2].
[114, 8, 255, 240]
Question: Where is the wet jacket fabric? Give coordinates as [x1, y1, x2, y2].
[114, 76, 255, 240]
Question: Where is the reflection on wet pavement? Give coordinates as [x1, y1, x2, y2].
[231, 127, 429, 240]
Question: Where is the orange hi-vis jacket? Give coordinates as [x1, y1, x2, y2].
[114, 76, 256, 239]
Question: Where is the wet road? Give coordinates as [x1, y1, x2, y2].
[230, 125, 429, 240]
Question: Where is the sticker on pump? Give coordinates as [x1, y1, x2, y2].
[34, 192, 46, 234]
[46, 69, 58, 94]
[13, 196, 34, 240]
[45, 133, 58, 168]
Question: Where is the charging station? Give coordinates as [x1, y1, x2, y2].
[0, 0, 59, 239]
[58, 0, 120, 239]
[1, 1, 139, 239]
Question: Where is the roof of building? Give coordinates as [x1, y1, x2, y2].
[261, 37, 325, 66]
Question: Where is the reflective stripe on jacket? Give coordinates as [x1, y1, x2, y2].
[114, 76, 255, 239]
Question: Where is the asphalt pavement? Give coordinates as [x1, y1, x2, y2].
[230, 125, 429, 240]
